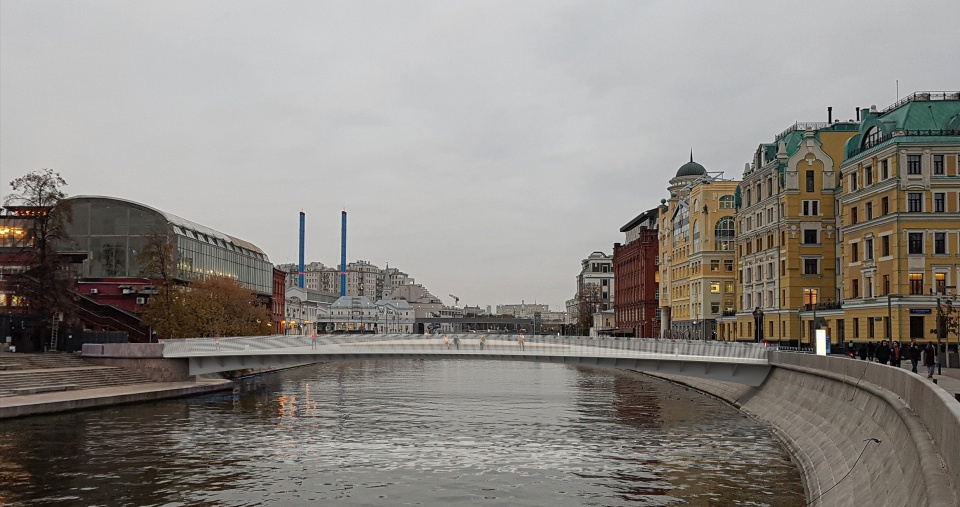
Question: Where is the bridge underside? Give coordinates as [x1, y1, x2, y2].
[186, 353, 771, 386]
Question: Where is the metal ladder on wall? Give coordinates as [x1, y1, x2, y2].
[49, 313, 61, 351]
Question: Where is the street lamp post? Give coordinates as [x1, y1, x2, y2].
[753, 307, 764, 343]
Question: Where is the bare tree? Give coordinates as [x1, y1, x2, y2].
[4, 169, 76, 328]
[576, 283, 603, 336]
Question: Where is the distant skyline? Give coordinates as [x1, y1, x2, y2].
[2, 0, 958, 311]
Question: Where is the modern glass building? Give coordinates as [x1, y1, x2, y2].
[62, 196, 273, 295]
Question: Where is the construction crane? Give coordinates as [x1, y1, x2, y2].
[449, 294, 460, 306]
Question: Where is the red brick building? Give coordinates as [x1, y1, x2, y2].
[613, 208, 660, 338]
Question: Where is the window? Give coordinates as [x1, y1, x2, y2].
[714, 217, 735, 251]
[719, 195, 735, 209]
[851, 206, 858, 224]
[768, 262, 774, 279]
[881, 235, 891, 257]
[803, 229, 818, 244]
[849, 173, 858, 191]
[869, 318, 875, 339]
[692, 220, 701, 253]
[725, 281, 734, 293]
[936, 273, 947, 294]
[767, 178, 773, 196]
[852, 279, 860, 298]
[804, 288, 818, 306]
[880, 159, 889, 179]
[881, 196, 889, 215]
[935, 232, 946, 254]
[863, 127, 883, 149]
[711, 260, 720, 271]
[909, 273, 923, 295]
[933, 155, 944, 175]
[883, 274, 890, 295]
[803, 258, 819, 275]
[806, 170, 815, 192]
[865, 202, 873, 220]
[865, 238, 874, 260]
[865, 166, 873, 185]
[851, 242, 859, 262]
[908, 192, 922, 212]
[853, 317, 860, 338]
[934, 193, 945, 212]
[908, 232, 924, 254]
[724, 260, 733, 271]
[710, 282, 720, 294]
[802, 200, 819, 216]
[907, 154, 921, 175]
[711, 302, 720, 315]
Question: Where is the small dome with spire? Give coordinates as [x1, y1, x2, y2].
[676, 151, 707, 178]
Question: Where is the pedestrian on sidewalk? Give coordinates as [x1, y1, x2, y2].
[453, 335, 460, 350]
[867, 341, 876, 361]
[858, 344, 867, 360]
[876, 340, 891, 365]
[311, 332, 317, 350]
[908, 340, 922, 373]
[518, 331, 525, 351]
[892, 341, 901, 368]
[479, 335, 485, 350]
[923, 342, 937, 379]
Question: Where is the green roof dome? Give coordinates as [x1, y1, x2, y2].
[676, 152, 707, 177]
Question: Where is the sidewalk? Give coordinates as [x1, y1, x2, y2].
[0, 377, 233, 419]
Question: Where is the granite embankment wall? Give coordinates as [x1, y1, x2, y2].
[645, 352, 960, 507]
[82, 343, 190, 382]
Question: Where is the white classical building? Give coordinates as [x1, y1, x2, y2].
[284, 286, 339, 335]
[314, 295, 416, 333]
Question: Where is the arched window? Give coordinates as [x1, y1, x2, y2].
[719, 195, 735, 209]
[672, 205, 689, 246]
[715, 217, 735, 251]
[692, 220, 701, 253]
[862, 126, 884, 149]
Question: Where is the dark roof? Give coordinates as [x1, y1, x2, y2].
[676, 152, 707, 177]
[619, 207, 660, 232]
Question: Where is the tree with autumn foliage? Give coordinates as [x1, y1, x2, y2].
[141, 275, 271, 339]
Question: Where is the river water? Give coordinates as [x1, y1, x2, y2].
[0, 360, 804, 506]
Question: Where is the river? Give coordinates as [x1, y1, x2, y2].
[0, 360, 804, 506]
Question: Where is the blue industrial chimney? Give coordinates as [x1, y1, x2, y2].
[340, 209, 347, 296]
[298, 211, 305, 288]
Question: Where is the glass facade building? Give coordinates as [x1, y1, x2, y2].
[63, 196, 273, 295]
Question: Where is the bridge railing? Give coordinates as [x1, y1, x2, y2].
[160, 334, 770, 361]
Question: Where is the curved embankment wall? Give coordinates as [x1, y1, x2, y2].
[643, 352, 960, 507]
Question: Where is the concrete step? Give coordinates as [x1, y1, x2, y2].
[0, 366, 154, 397]
[0, 352, 91, 370]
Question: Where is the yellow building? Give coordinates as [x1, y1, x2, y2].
[658, 156, 739, 339]
[838, 92, 960, 345]
[719, 121, 859, 344]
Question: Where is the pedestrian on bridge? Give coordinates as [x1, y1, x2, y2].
[453, 335, 460, 350]
[311, 332, 317, 350]
[443, 333, 451, 350]
[479, 335, 485, 350]
[518, 331, 525, 351]
[215, 336, 221, 351]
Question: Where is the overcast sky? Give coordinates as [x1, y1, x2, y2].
[2, 1, 957, 310]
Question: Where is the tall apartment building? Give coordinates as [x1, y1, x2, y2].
[658, 156, 739, 340]
[838, 92, 960, 344]
[613, 207, 659, 337]
[719, 120, 859, 343]
[577, 251, 614, 309]
[279, 261, 414, 301]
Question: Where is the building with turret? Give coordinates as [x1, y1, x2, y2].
[658, 155, 739, 340]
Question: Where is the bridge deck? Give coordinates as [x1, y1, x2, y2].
[161, 334, 772, 386]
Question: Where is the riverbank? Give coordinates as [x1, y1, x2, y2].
[0, 377, 233, 419]
[639, 354, 960, 507]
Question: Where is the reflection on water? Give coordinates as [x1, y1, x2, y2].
[0, 360, 804, 506]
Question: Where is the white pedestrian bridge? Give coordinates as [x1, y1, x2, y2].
[161, 334, 774, 386]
